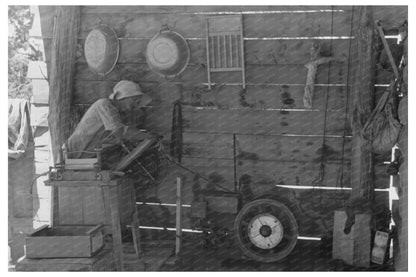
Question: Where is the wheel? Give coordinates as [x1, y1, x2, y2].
[234, 199, 298, 263]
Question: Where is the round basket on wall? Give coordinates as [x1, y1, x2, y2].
[146, 26, 190, 79]
[84, 25, 119, 75]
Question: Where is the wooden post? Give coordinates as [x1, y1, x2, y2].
[350, 6, 376, 200]
[239, 15, 246, 89]
[396, 31, 408, 270]
[339, 6, 376, 268]
[131, 192, 143, 259]
[48, 6, 80, 165]
[102, 186, 124, 271]
[175, 177, 182, 257]
[205, 19, 212, 90]
[396, 96, 407, 271]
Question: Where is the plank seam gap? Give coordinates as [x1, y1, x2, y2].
[81, 9, 347, 15]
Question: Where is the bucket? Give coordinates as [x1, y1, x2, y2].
[146, 26, 190, 78]
[84, 25, 119, 75]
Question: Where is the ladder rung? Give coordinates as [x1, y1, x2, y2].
[210, 67, 242, 72]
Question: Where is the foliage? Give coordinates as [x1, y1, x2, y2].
[8, 6, 42, 99]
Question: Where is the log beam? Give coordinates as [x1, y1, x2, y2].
[48, 6, 81, 164]
[350, 6, 376, 200]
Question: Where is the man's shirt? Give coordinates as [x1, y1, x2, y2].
[66, 99, 124, 158]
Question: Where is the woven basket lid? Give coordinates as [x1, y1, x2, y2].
[84, 25, 119, 75]
[146, 26, 190, 78]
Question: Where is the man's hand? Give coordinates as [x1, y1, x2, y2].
[102, 127, 124, 145]
[123, 126, 157, 142]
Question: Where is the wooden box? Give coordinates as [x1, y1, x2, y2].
[49, 176, 135, 234]
[371, 230, 390, 264]
[332, 210, 372, 267]
[16, 248, 115, 271]
[25, 225, 104, 258]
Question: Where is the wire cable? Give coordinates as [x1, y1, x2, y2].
[316, 6, 335, 206]
[29, 171, 49, 195]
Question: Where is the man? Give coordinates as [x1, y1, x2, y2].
[65, 80, 153, 159]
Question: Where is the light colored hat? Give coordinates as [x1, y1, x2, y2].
[109, 80, 152, 107]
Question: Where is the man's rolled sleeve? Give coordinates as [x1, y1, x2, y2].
[96, 99, 125, 131]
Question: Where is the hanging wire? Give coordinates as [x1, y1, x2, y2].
[339, 6, 355, 204]
[316, 6, 335, 206]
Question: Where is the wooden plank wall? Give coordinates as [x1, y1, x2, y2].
[9, 144, 35, 262]
[38, 5, 407, 236]
[29, 6, 53, 230]
[9, 6, 53, 263]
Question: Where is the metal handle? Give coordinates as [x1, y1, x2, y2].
[160, 24, 171, 33]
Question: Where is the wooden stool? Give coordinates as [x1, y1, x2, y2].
[48, 174, 136, 271]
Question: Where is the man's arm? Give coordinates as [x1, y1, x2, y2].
[96, 99, 125, 131]
[97, 99, 158, 146]
[123, 126, 158, 142]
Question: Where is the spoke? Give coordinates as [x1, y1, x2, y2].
[251, 233, 261, 238]
[271, 223, 281, 229]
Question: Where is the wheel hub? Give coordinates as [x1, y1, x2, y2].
[260, 225, 272, 237]
[248, 213, 284, 249]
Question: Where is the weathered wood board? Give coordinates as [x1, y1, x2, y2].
[236, 159, 388, 189]
[16, 248, 115, 271]
[36, 5, 406, 239]
[372, 5, 408, 27]
[174, 132, 389, 188]
[74, 39, 352, 65]
[30, 104, 49, 127]
[137, 179, 389, 237]
[9, 142, 35, 218]
[235, 135, 351, 162]
[56, 179, 134, 230]
[27, 61, 49, 104]
[80, 6, 341, 14]
[182, 132, 234, 159]
[146, 106, 349, 136]
[74, 63, 347, 85]
[37, 6, 406, 39]
[30, 80, 49, 104]
[73, 80, 349, 110]
[77, 11, 353, 39]
[180, 133, 351, 161]
[38, 6, 56, 38]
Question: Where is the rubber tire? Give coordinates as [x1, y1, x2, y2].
[234, 199, 298, 263]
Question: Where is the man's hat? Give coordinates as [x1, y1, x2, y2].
[109, 80, 152, 107]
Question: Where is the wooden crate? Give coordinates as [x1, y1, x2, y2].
[332, 210, 372, 267]
[25, 225, 104, 258]
[371, 230, 390, 264]
[16, 248, 115, 271]
[49, 176, 135, 234]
